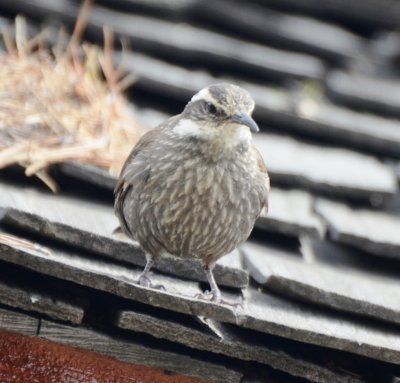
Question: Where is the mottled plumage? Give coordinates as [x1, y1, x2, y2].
[115, 83, 269, 302]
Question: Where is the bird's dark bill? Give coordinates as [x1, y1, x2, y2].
[230, 112, 259, 132]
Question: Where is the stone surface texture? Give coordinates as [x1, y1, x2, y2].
[243, 242, 400, 325]
[315, 199, 400, 259]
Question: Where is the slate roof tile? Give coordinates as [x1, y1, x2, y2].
[243, 288, 400, 365]
[0, 266, 84, 325]
[0, 0, 325, 81]
[191, 0, 364, 64]
[0, 307, 39, 336]
[326, 71, 400, 118]
[115, 309, 364, 383]
[242, 241, 400, 325]
[254, 134, 398, 200]
[101, 0, 364, 63]
[257, 188, 325, 238]
[315, 199, 400, 259]
[255, 0, 400, 29]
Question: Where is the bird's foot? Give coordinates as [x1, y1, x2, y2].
[195, 289, 232, 305]
[137, 273, 152, 287]
[137, 273, 166, 291]
[198, 289, 221, 303]
[195, 290, 243, 308]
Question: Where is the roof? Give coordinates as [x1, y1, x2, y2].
[1, 0, 400, 382]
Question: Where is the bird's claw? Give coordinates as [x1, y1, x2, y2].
[137, 273, 166, 291]
[195, 290, 243, 308]
[196, 289, 221, 303]
[138, 273, 152, 287]
[207, 289, 221, 302]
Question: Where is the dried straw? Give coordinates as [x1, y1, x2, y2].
[0, 2, 144, 191]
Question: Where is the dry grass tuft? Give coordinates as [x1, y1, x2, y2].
[0, 3, 145, 191]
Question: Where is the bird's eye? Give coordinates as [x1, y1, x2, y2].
[206, 102, 217, 114]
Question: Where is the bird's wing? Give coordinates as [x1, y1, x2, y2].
[114, 127, 160, 236]
[114, 115, 179, 236]
[254, 147, 270, 214]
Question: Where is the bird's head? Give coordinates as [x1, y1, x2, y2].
[174, 84, 259, 144]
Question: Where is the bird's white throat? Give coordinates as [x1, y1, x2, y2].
[172, 118, 252, 149]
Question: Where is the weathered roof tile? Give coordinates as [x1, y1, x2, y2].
[256, 0, 400, 29]
[0, 273, 84, 325]
[326, 71, 400, 117]
[255, 133, 398, 200]
[116, 309, 364, 383]
[0, 0, 325, 81]
[242, 241, 400, 325]
[0, 307, 38, 336]
[315, 199, 400, 259]
[243, 288, 400, 364]
[257, 188, 325, 237]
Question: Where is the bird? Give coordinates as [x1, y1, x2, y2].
[114, 83, 269, 303]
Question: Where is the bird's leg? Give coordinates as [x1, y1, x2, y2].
[137, 254, 154, 287]
[197, 263, 242, 308]
[137, 254, 166, 291]
[203, 263, 221, 302]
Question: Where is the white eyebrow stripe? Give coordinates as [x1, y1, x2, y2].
[191, 88, 226, 111]
[191, 88, 212, 102]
